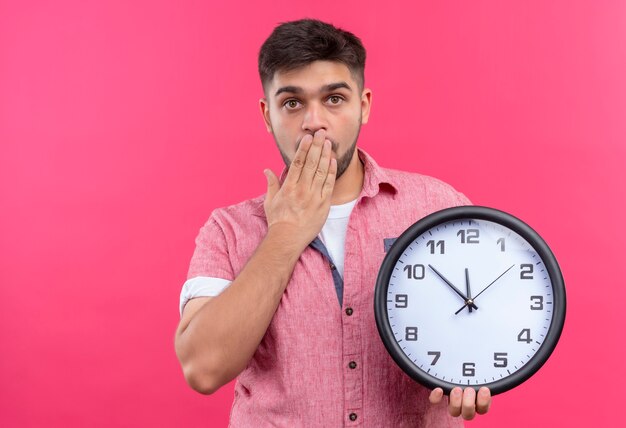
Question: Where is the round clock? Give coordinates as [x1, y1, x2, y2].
[374, 206, 566, 395]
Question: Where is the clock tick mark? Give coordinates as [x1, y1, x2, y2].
[507, 369, 511, 374]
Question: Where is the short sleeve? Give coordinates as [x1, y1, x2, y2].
[187, 213, 235, 281]
[180, 213, 235, 315]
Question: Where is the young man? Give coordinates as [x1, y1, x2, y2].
[175, 19, 492, 426]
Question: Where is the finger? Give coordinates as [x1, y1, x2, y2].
[299, 129, 326, 185]
[264, 169, 280, 203]
[428, 388, 444, 405]
[311, 139, 332, 190]
[476, 387, 491, 415]
[448, 387, 463, 418]
[461, 387, 477, 421]
[284, 134, 313, 186]
[321, 157, 337, 199]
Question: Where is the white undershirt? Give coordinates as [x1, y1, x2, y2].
[179, 198, 358, 315]
[317, 198, 358, 279]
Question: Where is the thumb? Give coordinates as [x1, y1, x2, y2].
[264, 169, 279, 202]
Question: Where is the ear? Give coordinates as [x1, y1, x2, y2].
[259, 98, 272, 133]
[360, 88, 372, 124]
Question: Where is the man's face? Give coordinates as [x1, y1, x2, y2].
[260, 60, 371, 179]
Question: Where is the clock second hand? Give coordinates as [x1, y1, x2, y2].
[455, 264, 516, 315]
[428, 264, 478, 310]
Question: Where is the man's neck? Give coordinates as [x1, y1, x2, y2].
[330, 150, 364, 205]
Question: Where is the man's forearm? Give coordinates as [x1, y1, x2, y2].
[175, 225, 306, 394]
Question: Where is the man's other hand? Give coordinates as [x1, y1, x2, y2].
[429, 387, 491, 421]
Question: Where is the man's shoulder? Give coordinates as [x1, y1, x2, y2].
[200, 194, 267, 238]
[380, 165, 470, 204]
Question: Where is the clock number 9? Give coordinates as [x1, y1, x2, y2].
[395, 294, 408, 308]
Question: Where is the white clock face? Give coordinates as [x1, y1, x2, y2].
[385, 218, 555, 388]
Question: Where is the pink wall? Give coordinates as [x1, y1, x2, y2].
[1, 1, 624, 426]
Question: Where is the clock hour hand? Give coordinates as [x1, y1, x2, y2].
[428, 264, 478, 310]
[455, 264, 515, 315]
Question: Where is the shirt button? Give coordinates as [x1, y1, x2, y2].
[329, 263, 336, 270]
[349, 413, 357, 421]
[349, 361, 357, 369]
[345, 307, 353, 316]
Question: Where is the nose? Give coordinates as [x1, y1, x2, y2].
[301, 102, 328, 134]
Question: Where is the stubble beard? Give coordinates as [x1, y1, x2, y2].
[274, 122, 362, 181]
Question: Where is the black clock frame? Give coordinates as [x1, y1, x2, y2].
[374, 206, 566, 396]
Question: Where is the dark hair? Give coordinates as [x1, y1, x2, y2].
[258, 19, 366, 91]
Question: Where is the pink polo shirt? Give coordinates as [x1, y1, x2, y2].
[186, 149, 469, 427]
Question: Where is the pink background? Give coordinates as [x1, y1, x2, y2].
[1, 1, 624, 426]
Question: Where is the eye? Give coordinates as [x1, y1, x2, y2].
[283, 99, 301, 110]
[328, 95, 344, 105]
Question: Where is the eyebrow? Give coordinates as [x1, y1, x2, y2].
[274, 82, 353, 97]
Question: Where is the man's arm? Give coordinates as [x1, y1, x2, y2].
[174, 130, 336, 394]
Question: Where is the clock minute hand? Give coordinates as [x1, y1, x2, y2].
[454, 264, 516, 315]
[465, 268, 473, 313]
[428, 264, 478, 310]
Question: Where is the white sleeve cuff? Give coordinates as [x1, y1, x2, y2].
[179, 276, 232, 316]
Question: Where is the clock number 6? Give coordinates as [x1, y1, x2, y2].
[462, 362, 476, 377]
